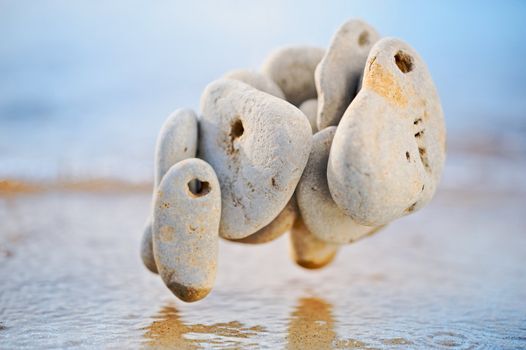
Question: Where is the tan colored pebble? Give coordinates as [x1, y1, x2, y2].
[316, 19, 380, 130]
[199, 79, 312, 239]
[328, 38, 446, 226]
[261, 46, 325, 106]
[224, 69, 285, 99]
[289, 217, 339, 269]
[141, 109, 198, 274]
[296, 127, 377, 244]
[299, 99, 318, 133]
[152, 158, 221, 302]
[230, 198, 298, 244]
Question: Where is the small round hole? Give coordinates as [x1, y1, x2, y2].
[405, 151, 411, 161]
[187, 179, 210, 197]
[358, 31, 369, 46]
[394, 50, 414, 73]
[230, 118, 244, 141]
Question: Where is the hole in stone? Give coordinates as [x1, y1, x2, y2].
[187, 179, 210, 197]
[414, 130, 424, 138]
[405, 202, 417, 213]
[419, 147, 431, 173]
[271, 177, 277, 187]
[358, 31, 369, 46]
[405, 151, 411, 161]
[421, 184, 425, 191]
[230, 118, 244, 141]
[414, 118, 422, 125]
[394, 51, 414, 73]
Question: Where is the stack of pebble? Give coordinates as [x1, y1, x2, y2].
[140, 19, 446, 302]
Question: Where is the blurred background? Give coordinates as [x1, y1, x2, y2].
[1, 0, 525, 190]
[1, 1, 525, 349]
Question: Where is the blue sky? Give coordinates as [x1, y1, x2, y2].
[0, 0, 525, 179]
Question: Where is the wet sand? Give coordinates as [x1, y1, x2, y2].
[0, 186, 525, 349]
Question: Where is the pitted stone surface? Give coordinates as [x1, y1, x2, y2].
[328, 38, 446, 226]
[152, 158, 221, 302]
[141, 109, 198, 274]
[199, 79, 312, 239]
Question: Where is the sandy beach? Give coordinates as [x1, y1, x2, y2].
[1, 176, 525, 348]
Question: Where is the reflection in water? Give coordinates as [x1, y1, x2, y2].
[143, 304, 264, 349]
[286, 297, 368, 349]
[286, 297, 413, 349]
[287, 297, 337, 349]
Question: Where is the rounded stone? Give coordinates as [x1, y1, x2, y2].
[224, 69, 285, 99]
[152, 158, 221, 302]
[328, 38, 446, 226]
[289, 217, 339, 269]
[261, 46, 325, 106]
[141, 109, 198, 274]
[299, 99, 318, 133]
[199, 79, 312, 239]
[230, 198, 298, 244]
[316, 19, 380, 130]
[296, 127, 378, 244]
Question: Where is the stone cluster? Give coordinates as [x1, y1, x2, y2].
[140, 19, 446, 302]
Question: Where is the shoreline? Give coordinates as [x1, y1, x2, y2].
[0, 178, 152, 196]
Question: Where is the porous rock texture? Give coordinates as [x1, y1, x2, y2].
[152, 158, 221, 302]
[328, 37, 446, 226]
[199, 79, 312, 239]
[141, 109, 198, 274]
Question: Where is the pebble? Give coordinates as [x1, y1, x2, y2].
[199, 79, 312, 239]
[289, 217, 339, 269]
[230, 198, 298, 244]
[141, 109, 198, 274]
[141, 19, 447, 300]
[299, 99, 318, 133]
[224, 69, 285, 99]
[328, 38, 446, 226]
[296, 127, 378, 244]
[315, 19, 380, 130]
[152, 158, 221, 302]
[261, 46, 325, 106]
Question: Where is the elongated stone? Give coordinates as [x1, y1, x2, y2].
[224, 69, 285, 99]
[152, 158, 221, 302]
[141, 109, 198, 274]
[296, 127, 378, 244]
[199, 79, 312, 239]
[315, 19, 380, 130]
[328, 38, 446, 226]
[289, 217, 339, 269]
[261, 46, 325, 106]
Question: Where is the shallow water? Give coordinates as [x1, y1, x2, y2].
[0, 188, 525, 349]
